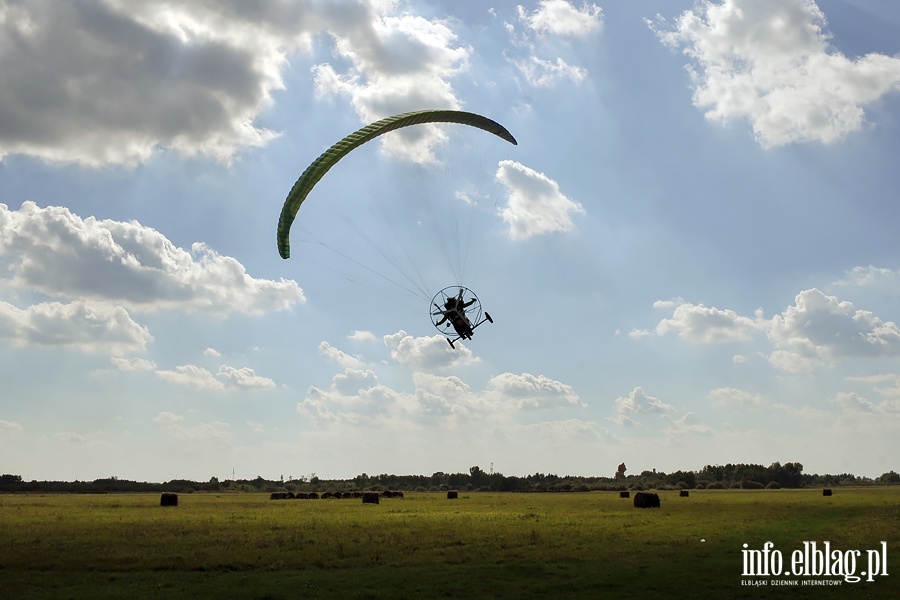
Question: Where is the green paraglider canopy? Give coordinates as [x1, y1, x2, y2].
[277, 109, 517, 259]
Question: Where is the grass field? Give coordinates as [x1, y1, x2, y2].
[1, 488, 897, 598]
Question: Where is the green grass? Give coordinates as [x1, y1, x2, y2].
[1, 488, 897, 598]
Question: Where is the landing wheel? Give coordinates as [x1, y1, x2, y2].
[485, 312, 493, 323]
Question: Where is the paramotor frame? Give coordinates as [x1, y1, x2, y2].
[430, 286, 493, 348]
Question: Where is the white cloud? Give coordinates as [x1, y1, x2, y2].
[203, 347, 222, 358]
[0, 420, 23, 432]
[832, 265, 899, 288]
[152, 412, 184, 425]
[383, 330, 476, 370]
[0, 299, 151, 354]
[299, 365, 581, 426]
[651, 0, 900, 147]
[518, 1, 603, 37]
[708, 387, 763, 408]
[496, 160, 584, 239]
[652, 299, 762, 343]
[54, 431, 109, 445]
[0, 202, 304, 315]
[0, 0, 480, 167]
[766, 289, 900, 368]
[312, 8, 470, 163]
[319, 341, 365, 369]
[484, 372, 583, 410]
[610, 387, 675, 426]
[155, 363, 276, 391]
[0, 0, 302, 166]
[155, 364, 226, 391]
[110, 357, 157, 372]
[646, 289, 900, 373]
[216, 365, 276, 390]
[348, 330, 377, 342]
[246, 421, 266, 433]
[510, 56, 587, 87]
[152, 411, 231, 440]
[663, 411, 711, 435]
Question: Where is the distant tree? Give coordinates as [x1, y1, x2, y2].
[469, 465, 484, 486]
[0, 474, 23, 484]
[879, 471, 900, 484]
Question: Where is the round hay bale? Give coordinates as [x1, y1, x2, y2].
[362, 491, 380, 504]
[619, 491, 630, 498]
[679, 490, 689, 497]
[160, 492, 178, 507]
[447, 490, 458, 499]
[307, 492, 319, 499]
[633, 491, 660, 508]
[823, 488, 833, 496]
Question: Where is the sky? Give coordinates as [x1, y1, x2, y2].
[1, 0, 899, 483]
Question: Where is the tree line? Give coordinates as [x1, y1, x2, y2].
[2, 464, 899, 494]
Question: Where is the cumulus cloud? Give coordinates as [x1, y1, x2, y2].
[155, 363, 275, 391]
[110, 357, 157, 372]
[299, 365, 582, 425]
[383, 330, 476, 370]
[203, 347, 222, 358]
[832, 265, 899, 288]
[642, 289, 900, 373]
[0, 299, 151, 354]
[0, 202, 304, 315]
[152, 411, 231, 440]
[216, 365, 276, 390]
[0, 1, 481, 166]
[651, 0, 900, 147]
[496, 160, 584, 239]
[155, 364, 226, 391]
[708, 387, 763, 408]
[510, 56, 587, 87]
[0, 419, 23, 432]
[518, 1, 604, 37]
[610, 387, 675, 426]
[312, 7, 470, 162]
[663, 411, 711, 435]
[348, 330, 377, 342]
[766, 288, 900, 369]
[652, 299, 763, 343]
[0, 0, 304, 166]
[506, 1, 600, 89]
[319, 341, 365, 369]
[484, 372, 583, 410]
[299, 368, 396, 424]
[54, 431, 109, 445]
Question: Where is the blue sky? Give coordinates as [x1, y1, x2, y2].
[1, 0, 899, 482]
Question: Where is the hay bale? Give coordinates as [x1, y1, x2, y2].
[362, 491, 380, 504]
[294, 492, 308, 499]
[633, 491, 660, 508]
[307, 492, 319, 499]
[394, 491, 404, 499]
[823, 488, 833, 496]
[679, 490, 689, 497]
[160, 492, 178, 507]
[619, 491, 630, 498]
[447, 490, 458, 499]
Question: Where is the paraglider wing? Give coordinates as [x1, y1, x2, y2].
[277, 109, 518, 259]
